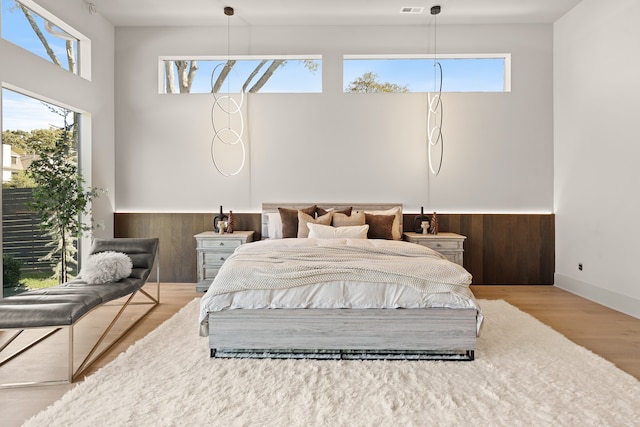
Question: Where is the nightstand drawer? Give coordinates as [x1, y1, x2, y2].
[200, 239, 243, 249]
[419, 240, 461, 250]
[203, 251, 233, 265]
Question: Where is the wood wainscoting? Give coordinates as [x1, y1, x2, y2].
[423, 214, 555, 285]
[114, 213, 261, 283]
[114, 212, 554, 285]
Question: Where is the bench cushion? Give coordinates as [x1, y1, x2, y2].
[0, 238, 158, 329]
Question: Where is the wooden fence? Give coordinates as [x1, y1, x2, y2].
[2, 187, 53, 272]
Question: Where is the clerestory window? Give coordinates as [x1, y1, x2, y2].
[159, 56, 322, 94]
[343, 54, 510, 93]
[1, 0, 91, 79]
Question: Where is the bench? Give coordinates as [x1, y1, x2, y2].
[0, 238, 159, 388]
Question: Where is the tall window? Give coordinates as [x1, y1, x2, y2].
[343, 54, 510, 93]
[160, 56, 322, 94]
[1, 0, 90, 79]
[2, 88, 82, 297]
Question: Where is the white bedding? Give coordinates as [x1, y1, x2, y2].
[203, 238, 473, 296]
[199, 238, 483, 336]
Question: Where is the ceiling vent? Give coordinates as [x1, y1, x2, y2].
[400, 7, 424, 14]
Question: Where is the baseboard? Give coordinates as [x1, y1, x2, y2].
[554, 273, 640, 319]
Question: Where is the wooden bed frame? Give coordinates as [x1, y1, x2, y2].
[207, 203, 478, 361]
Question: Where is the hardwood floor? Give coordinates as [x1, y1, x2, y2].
[1, 284, 638, 426]
[472, 285, 640, 380]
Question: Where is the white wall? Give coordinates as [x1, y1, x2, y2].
[114, 24, 554, 214]
[5, 1, 637, 317]
[0, 0, 116, 241]
[554, 0, 640, 317]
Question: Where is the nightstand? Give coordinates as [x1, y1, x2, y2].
[403, 232, 466, 266]
[194, 230, 254, 292]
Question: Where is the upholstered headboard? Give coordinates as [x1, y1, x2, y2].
[261, 203, 403, 239]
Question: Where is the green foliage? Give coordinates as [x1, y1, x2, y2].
[1, 129, 29, 149]
[27, 128, 62, 152]
[26, 111, 100, 283]
[346, 72, 409, 93]
[2, 170, 36, 189]
[2, 128, 60, 154]
[41, 227, 79, 280]
[2, 128, 61, 189]
[20, 271, 59, 290]
[303, 59, 320, 73]
[28, 143, 94, 241]
[2, 255, 22, 288]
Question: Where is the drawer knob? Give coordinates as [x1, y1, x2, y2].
[219, 242, 225, 246]
[436, 243, 442, 247]
[220, 256, 226, 261]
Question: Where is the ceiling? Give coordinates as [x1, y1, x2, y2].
[89, 0, 583, 27]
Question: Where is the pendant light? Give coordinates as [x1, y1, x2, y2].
[427, 5, 444, 176]
[210, 6, 246, 177]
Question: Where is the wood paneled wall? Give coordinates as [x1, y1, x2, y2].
[114, 212, 554, 285]
[114, 213, 261, 283]
[418, 214, 555, 285]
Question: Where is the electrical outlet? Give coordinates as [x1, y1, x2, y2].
[578, 263, 583, 271]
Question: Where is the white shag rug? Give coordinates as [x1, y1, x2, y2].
[24, 299, 640, 427]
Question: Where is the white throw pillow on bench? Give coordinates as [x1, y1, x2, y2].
[79, 251, 133, 284]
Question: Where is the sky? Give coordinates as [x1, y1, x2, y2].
[343, 58, 505, 93]
[2, 89, 66, 131]
[182, 59, 323, 94]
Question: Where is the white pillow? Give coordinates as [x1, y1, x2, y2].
[265, 212, 283, 239]
[362, 207, 402, 240]
[307, 223, 369, 239]
[79, 251, 133, 285]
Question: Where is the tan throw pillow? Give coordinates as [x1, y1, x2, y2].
[298, 211, 332, 238]
[278, 205, 316, 238]
[332, 210, 366, 227]
[365, 213, 395, 240]
[316, 206, 353, 217]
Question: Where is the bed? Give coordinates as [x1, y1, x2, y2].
[199, 203, 483, 361]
